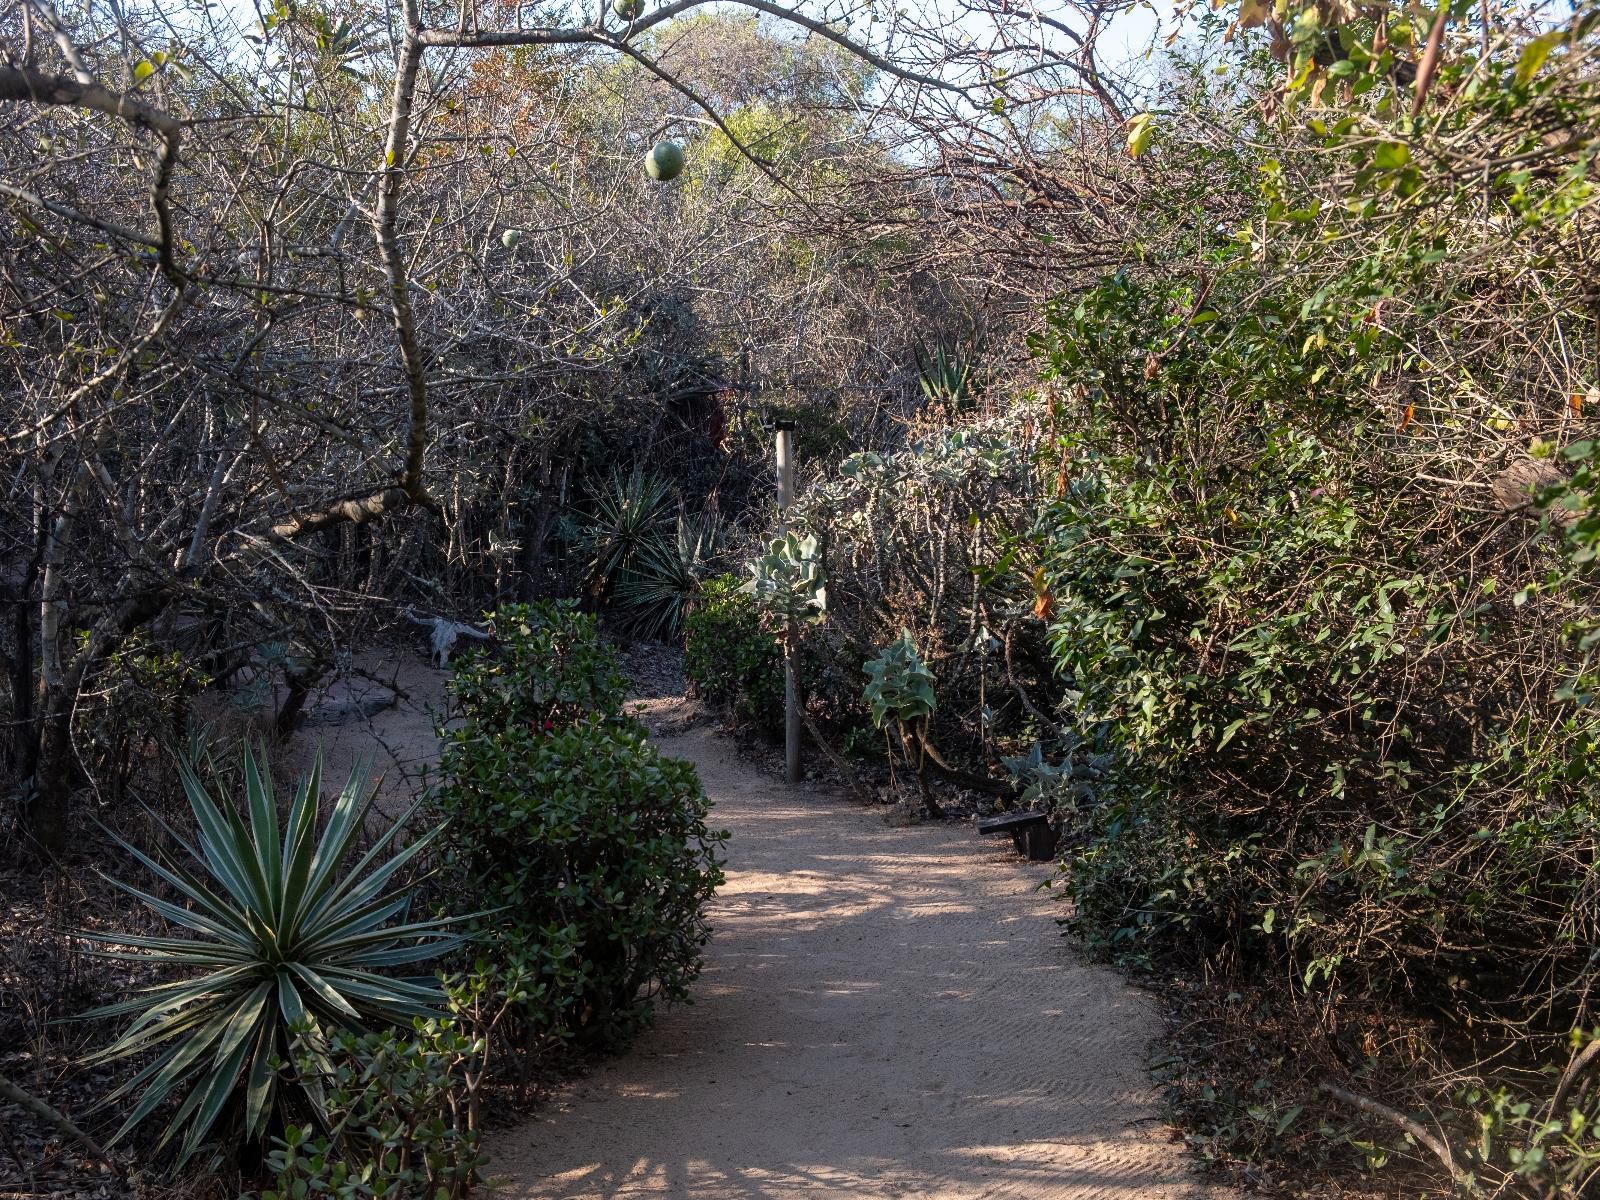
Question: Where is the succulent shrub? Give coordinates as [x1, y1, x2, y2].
[862, 631, 936, 731]
[580, 469, 676, 601]
[742, 530, 827, 629]
[79, 751, 461, 1165]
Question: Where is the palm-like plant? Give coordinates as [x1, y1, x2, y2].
[581, 469, 677, 599]
[79, 750, 462, 1165]
[614, 512, 725, 639]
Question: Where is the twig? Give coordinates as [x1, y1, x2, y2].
[799, 709, 873, 806]
[0, 1072, 115, 1167]
[1549, 1036, 1600, 1118]
[1319, 1080, 1464, 1186]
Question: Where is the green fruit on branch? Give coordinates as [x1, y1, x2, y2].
[501, 228, 524, 248]
[645, 140, 685, 182]
[612, 0, 643, 19]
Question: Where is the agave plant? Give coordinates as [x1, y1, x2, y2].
[614, 512, 724, 639]
[79, 749, 462, 1165]
[581, 469, 677, 599]
[914, 335, 984, 411]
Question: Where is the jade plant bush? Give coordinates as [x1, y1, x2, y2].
[430, 602, 727, 1053]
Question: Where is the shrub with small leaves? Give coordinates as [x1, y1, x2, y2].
[432, 603, 727, 1054]
[446, 601, 625, 735]
[243, 1021, 481, 1200]
[683, 573, 783, 730]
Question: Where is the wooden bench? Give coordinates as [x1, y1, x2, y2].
[976, 810, 1057, 861]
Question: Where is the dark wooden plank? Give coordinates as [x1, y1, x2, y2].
[976, 810, 1049, 835]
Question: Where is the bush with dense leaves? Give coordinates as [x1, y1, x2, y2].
[683, 574, 783, 730]
[1024, 8, 1600, 1191]
[245, 1023, 481, 1200]
[446, 602, 627, 735]
[431, 602, 726, 1052]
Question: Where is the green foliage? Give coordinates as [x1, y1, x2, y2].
[74, 632, 209, 803]
[613, 513, 724, 640]
[431, 603, 727, 1052]
[862, 632, 935, 729]
[80, 750, 460, 1165]
[742, 531, 827, 628]
[914, 332, 984, 412]
[246, 1023, 480, 1200]
[581, 469, 677, 600]
[1027, 8, 1600, 1187]
[446, 602, 626, 734]
[683, 573, 783, 729]
[786, 417, 1047, 764]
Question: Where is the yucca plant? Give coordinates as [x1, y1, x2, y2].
[614, 512, 724, 640]
[581, 469, 677, 599]
[79, 749, 463, 1166]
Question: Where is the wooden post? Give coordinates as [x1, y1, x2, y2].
[776, 421, 800, 785]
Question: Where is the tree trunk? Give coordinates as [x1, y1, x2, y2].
[23, 590, 168, 857]
[274, 662, 323, 740]
[518, 452, 558, 602]
[27, 699, 74, 856]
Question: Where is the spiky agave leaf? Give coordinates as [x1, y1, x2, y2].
[614, 512, 724, 640]
[77, 747, 463, 1166]
[581, 468, 677, 595]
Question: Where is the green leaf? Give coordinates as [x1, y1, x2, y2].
[1373, 142, 1410, 170]
[1126, 112, 1155, 158]
[1515, 30, 1564, 87]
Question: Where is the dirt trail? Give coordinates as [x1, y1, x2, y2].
[485, 723, 1224, 1200]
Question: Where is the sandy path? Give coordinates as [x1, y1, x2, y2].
[486, 725, 1222, 1200]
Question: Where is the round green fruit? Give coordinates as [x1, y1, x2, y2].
[501, 229, 524, 249]
[612, 0, 643, 19]
[645, 140, 685, 182]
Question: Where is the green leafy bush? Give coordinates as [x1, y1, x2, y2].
[785, 420, 1050, 768]
[447, 601, 625, 735]
[432, 603, 727, 1052]
[683, 573, 783, 730]
[80, 750, 460, 1165]
[1024, 5, 1600, 1184]
[247, 1022, 481, 1200]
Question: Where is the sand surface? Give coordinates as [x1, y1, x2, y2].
[484, 721, 1224, 1200]
[277, 645, 1221, 1200]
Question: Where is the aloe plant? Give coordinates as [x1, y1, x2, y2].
[79, 750, 462, 1165]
